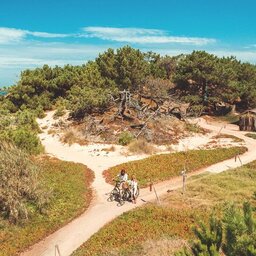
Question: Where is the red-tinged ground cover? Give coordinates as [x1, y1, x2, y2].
[72, 204, 207, 256]
[104, 147, 247, 187]
[0, 157, 94, 256]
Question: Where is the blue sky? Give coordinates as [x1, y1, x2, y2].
[1, 0, 256, 86]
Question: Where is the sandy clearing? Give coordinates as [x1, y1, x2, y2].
[20, 113, 256, 256]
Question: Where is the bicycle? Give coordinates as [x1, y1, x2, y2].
[108, 180, 140, 206]
[108, 180, 125, 206]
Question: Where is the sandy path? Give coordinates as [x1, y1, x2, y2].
[196, 117, 256, 173]
[20, 114, 256, 256]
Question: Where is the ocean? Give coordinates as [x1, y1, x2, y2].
[0, 91, 7, 96]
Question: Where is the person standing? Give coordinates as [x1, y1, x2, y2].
[129, 175, 138, 204]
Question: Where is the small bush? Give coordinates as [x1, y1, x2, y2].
[0, 144, 50, 223]
[61, 130, 77, 145]
[118, 131, 134, 146]
[128, 139, 157, 155]
[11, 128, 44, 154]
[53, 106, 66, 119]
[185, 123, 202, 133]
[35, 106, 46, 119]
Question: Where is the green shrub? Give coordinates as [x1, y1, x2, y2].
[69, 86, 114, 119]
[177, 202, 256, 256]
[53, 106, 66, 119]
[185, 123, 202, 133]
[35, 106, 46, 118]
[11, 128, 44, 154]
[118, 131, 134, 145]
[15, 109, 39, 131]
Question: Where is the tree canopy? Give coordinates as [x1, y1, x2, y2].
[1, 47, 255, 118]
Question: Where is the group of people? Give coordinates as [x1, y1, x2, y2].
[116, 169, 138, 204]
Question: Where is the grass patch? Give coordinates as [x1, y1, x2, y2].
[127, 139, 157, 155]
[104, 147, 247, 187]
[245, 133, 256, 140]
[212, 134, 244, 143]
[166, 160, 256, 209]
[185, 122, 204, 133]
[213, 113, 239, 124]
[61, 129, 87, 146]
[71, 205, 207, 256]
[0, 157, 94, 256]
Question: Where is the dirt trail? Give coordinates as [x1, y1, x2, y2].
[20, 114, 256, 256]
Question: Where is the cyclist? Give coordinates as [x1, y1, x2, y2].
[117, 169, 128, 183]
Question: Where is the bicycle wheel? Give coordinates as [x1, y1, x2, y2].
[122, 190, 129, 201]
[107, 192, 115, 202]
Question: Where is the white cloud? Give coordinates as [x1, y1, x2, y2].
[0, 27, 70, 44]
[82, 26, 216, 45]
[27, 31, 70, 38]
[0, 26, 216, 46]
[0, 27, 26, 44]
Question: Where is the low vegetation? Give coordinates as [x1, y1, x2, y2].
[104, 147, 247, 187]
[177, 202, 256, 256]
[118, 131, 134, 146]
[71, 205, 207, 256]
[212, 133, 244, 143]
[0, 109, 43, 154]
[74, 161, 256, 256]
[0, 144, 50, 223]
[2, 48, 256, 118]
[213, 113, 240, 124]
[127, 139, 157, 155]
[0, 154, 94, 256]
[245, 133, 256, 140]
[185, 123, 203, 134]
[61, 128, 87, 146]
[165, 161, 256, 208]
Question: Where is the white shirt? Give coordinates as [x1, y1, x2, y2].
[118, 173, 128, 182]
[129, 179, 138, 189]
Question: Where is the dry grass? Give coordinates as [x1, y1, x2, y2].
[47, 128, 57, 135]
[61, 130, 77, 145]
[0, 144, 50, 223]
[128, 139, 157, 155]
[163, 161, 256, 210]
[101, 145, 116, 152]
[41, 125, 48, 130]
[140, 238, 189, 256]
[61, 129, 87, 146]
